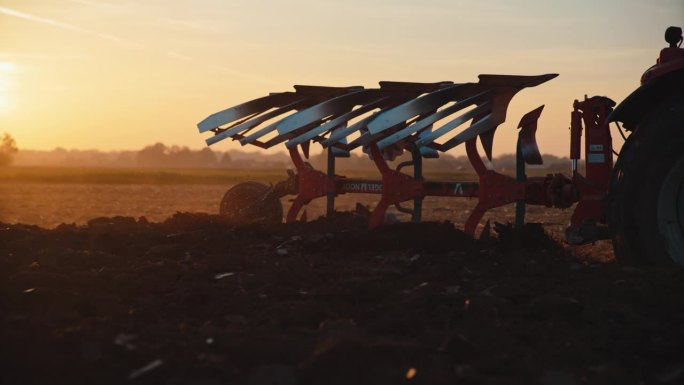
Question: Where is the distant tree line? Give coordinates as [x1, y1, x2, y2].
[13, 143, 290, 169]
[136, 143, 224, 168]
[12, 141, 575, 171]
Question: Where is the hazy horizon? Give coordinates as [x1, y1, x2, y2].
[1, 0, 682, 156]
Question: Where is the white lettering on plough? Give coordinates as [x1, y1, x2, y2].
[343, 182, 383, 192]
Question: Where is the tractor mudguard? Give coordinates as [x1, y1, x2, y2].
[608, 68, 684, 130]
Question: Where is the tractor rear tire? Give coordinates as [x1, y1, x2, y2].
[608, 96, 684, 266]
[219, 181, 283, 225]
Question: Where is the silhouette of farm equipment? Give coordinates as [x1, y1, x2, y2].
[198, 27, 684, 266]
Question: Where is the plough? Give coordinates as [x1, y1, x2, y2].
[198, 73, 579, 235]
[198, 26, 684, 266]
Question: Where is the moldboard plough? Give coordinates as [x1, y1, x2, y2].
[198, 74, 573, 234]
[198, 26, 684, 266]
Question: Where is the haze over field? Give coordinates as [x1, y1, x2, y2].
[0, 0, 682, 156]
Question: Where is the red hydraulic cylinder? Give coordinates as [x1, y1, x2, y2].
[570, 108, 582, 162]
[569, 96, 615, 228]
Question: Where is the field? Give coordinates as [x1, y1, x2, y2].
[0, 166, 575, 233]
[2, 167, 683, 384]
[0, 167, 283, 228]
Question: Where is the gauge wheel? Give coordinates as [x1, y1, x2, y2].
[219, 181, 283, 225]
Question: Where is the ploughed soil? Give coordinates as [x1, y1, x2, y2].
[1, 213, 683, 385]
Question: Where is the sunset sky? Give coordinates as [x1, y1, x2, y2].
[0, 0, 682, 157]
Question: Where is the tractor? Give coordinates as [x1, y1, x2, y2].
[197, 26, 684, 267]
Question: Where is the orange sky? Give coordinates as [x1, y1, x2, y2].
[0, 0, 682, 156]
